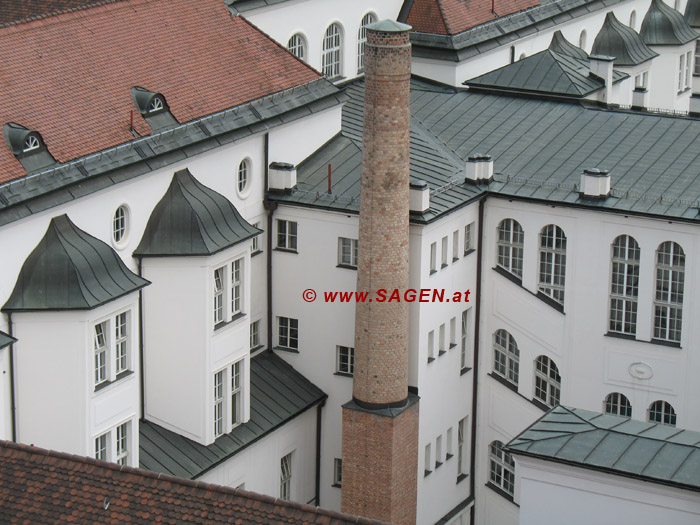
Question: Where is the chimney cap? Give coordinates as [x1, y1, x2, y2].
[588, 54, 616, 62]
[366, 20, 412, 33]
[269, 161, 295, 170]
[583, 168, 609, 177]
[409, 180, 428, 189]
[468, 154, 492, 162]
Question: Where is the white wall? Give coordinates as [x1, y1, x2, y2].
[0, 347, 10, 440]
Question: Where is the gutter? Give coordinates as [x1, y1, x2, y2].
[263, 133, 277, 352]
[137, 257, 145, 420]
[314, 399, 325, 506]
[7, 313, 16, 442]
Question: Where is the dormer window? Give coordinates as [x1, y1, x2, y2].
[131, 86, 178, 131]
[3, 123, 55, 172]
[148, 96, 164, 113]
[23, 135, 40, 152]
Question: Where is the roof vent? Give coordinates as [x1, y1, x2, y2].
[268, 162, 297, 192]
[409, 180, 430, 213]
[689, 94, 700, 117]
[580, 168, 611, 198]
[3, 122, 55, 172]
[632, 87, 649, 110]
[589, 55, 615, 104]
[465, 154, 493, 183]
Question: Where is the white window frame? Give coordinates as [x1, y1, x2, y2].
[629, 10, 637, 30]
[634, 71, 648, 89]
[250, 320, 260, 350]
[464, 222, 474, 253]
[648, 400, 677, 426]
[213, 359, 245, 438]
[428, 330, 435, 362]
[94, 420, 132, 466]
[452, 230, 459, 260]
[534, 355, 561, 407]
[446, 427, 454, 459]
[95, 432, 108, 461]
[436, 435, 443, 467]
[604, 392, 632, 417]
[232, 258, 243, 316]
[695, 41, 700, 75]
[333, 458, 342, 486]
[251, 222, 262, 253]
[278, 316, 299, 350]
[115, 422, 129, 466]
[287, 33, 306, 61]
[424, 443, 432, 475]
[609, 235, 640, 336]
[237, 159, 250, 195]
[430, 242, 437, 273]
[450, 316, 457, 348]
[653, 241, 684, 343]
[231, 360, 242, 428]
[277, 219, 298, 251]
[322, 23, 343, 78]
[578, 29, 587, 50]
[441, 236, 448, 268]
[439, 324, 446, 355]
[281, 452, 293, 499]
[214, 266, 225, 325]
[493, 329, 519, 387]
[338, 237, 359, 267]
[336, 345, 354, 375]
[93, 310, 131, 389]
[457, 417, 467, 478]
[461, 310, 469, 371]
[113, 205, 128, 245]
[23, 135, 40, 152]
[497, 219, 524, 279]
[357, 13, 377, 72]
[214, 369, 224, 437]
[94, 321, 108, 386]
[538, 225, 567, 305]
[489, 440, 515, 496]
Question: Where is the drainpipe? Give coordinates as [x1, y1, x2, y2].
[137, 257, 145, 419]
[262, 133, 277, 351]
[469, 196, 485, 523]
[315, 399, 325, 506]
[7, 313, 16, 442]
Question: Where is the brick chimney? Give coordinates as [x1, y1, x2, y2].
[341, 20, 419, 524]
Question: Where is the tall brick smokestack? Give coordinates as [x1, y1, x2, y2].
[341, 20, 418, 524]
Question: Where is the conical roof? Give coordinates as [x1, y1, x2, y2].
[684, 0, 700, 28]
[641, 0, 699, 45]
[549, 30, 588, 60]
[592, 12, 658, 66]
[3, 215, 149, 311]
[134, 168, 260, 257]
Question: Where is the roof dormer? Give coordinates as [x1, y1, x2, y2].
[130, 86, 178, 131]
[3, 122, 55, 173]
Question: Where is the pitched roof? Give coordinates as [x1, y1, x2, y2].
[592, 12, 658, 66]
[465, 50, 628, 97]
[140, 351, 326, 479]
[0, 330, 15, 349]
[2, 214, 149, 311]
[405, 0, 540, 35]
[506, 406, 700, 492]
[134, 169, 260, 257]
[640, 0, 699, 45]
[0, 0, 102, 25]
[685, 0, 700, 27]
[0, 439, 377, 524]
[0, 0, 319, 184]
[548, 30, 588, 61]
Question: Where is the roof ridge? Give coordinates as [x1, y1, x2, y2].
[586, 415, 700, 450]
[0, 0, 127, 30]
[0, 439, 377, 523]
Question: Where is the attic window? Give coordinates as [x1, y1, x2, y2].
[148, 96, 164, 113]
[23, 135, 40, 152]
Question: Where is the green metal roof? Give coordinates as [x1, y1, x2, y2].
[0, 330, 15, 349]
[465, 50, 628, 98]
[592, 12, 659, 66]
[507, 406, 700, 492]
[641, 0, 699, 45]
[685, 0, 700, 27]
[134, 168, 261, 257]
[2, 214, 149, 312]
[139, 351, 326, 479]
[548, 30, 589, 61]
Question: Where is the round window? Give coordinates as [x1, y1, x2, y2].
[237, 159, 251, 196]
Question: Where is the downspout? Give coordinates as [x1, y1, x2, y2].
[469, 196, 485, 523]
[7, 313, 16, 442]
[315, 399, 325, 506]
[137, 257, 145, 419]
[263, 133, 277, 351]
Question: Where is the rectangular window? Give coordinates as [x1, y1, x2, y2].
[94, 322, 107, 386]
[696, 41, 700, 75]
[252, 222, 261, 253]
[686, 50, 693, 89]
[115, 422, 128, 466]
[654, 242, 684, 342]
[95, 433, 108, 461]
[231, 361, 242, 427]
[450, 317, 457, 347]
[635, 71, 648, 89]
[278, 317, 299, 350]
[277, 220, 298, 251]
[280, 452, 293, 500]
[461, 310, 469, 371]
[458, 417, 467, 478]
[214, 370, 224, 437]
[232, 258, 242, 315]
[114, 313, 128, 375]
[452, 230, 459, 260]
[439, 324, 446, 355]
[446, 427, 454, 458]
[250, 320, 260, 349]
[336, 345, 355, 375]
[333, 458, 342, 487]
[430, 242, 437, 273]
[464, 223, 474, 253]
[436, 435, 443, 467]
[441, 236, 448, 268]
[428, 330, 435, 362]
[338, 237, 359, 267]
[214, 266, 225, 325]
[424, 443, 432, 475]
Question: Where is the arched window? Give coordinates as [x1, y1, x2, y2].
[493, 329, 519, 387]
[654, 241, 684, 343]
[497, 219, 524, 279]
[604, 393, 631, 417]
[609, 235, 640, 335]
[648, 400, 676, 426]
[538, 225, 566, 305]
[519, 52, 527, 61]
[113, 205, 129, 245]
[148, 96, 164, 113]
[322, 23, 343, 78]
[674, 0, 680, 10]
[579, 29, 587, 50]
[237, 159, 250, 195]
[357, 13, 377, 71]
[287, 33, 306, 61]
[534, 356, 560, 407]
[23, 135, 40, 152]
[629, 10, 637, 30]
[489, 441, 515, 496]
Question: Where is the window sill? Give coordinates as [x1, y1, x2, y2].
[435, 461, 443, 469]
[274, 346, 300, 354]
[251, 249, 264, 258]
[460, 367, 472, 376]
[336, 264, 358, 271]
[441, 263, 448, 269]
[427, 357, 435, 363]
[677, 87, 692, 95]
[334, 371, 353, 378]
[605, 331, 636, 341]
[535, 291, 565, 314]
[464, 248, 476, 257]
[424, 469, 432, 477]
[446, 453, 454, 461]
[493, 265, 523, 287]
[605, 332, 682, 349]
[488, 371, 519, 395]
[430, 269, 437, 276]
[485, 482, 516, 504]
[332, 483, 342, 489]
[274, 247, 298, 254]
[250, 344, 265, 353]
[457, 473, 468, 484]
[650, 338, 681, 349]
[94, 370, 134, 393]
[214, 312, 246, 332]
[438, 350, 447, 357]
[449, 343, 457, 349]
[530, 397, 552, 412]
[452, 257, 459, 263]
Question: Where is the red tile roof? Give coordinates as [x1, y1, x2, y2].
[0, 0, 319, 183]
[407, 0, 540, 35]
[0, 1, 104, 25]
[0, 440, 384, 524]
